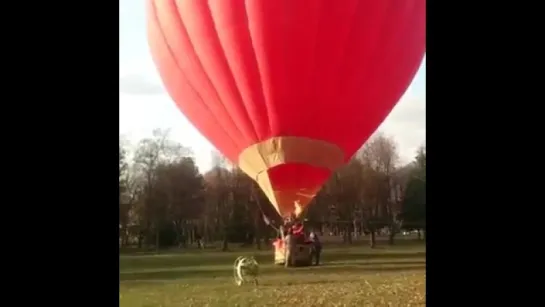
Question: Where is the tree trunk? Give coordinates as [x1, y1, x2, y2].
[369, 230, 376, 248]
[222, 234, 229, 251]
[123, 232, 129, 247]
[388, 229, 395, 245]
[120, 225, 128, 247]
[155, 228, 160, 253]
[417, 229, 421, 240]
[137, 230, 144, 249]
[254, 209, 261, 250]
[222, 221, 229, 251]
[320, 223, 325, 236]
[388, 220, 396, 245]
[204, 216, 209, 244]
[220, 196, 230, 251]
[119, 224, 124, 247]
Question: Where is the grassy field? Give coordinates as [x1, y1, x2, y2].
[120, 241, 425, 307]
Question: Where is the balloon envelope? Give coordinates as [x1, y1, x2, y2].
[147, 0, 426, 218]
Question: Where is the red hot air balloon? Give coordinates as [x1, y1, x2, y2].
[147, 0, 426, 219]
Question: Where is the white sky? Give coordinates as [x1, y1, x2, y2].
[119, 0, 426, 173]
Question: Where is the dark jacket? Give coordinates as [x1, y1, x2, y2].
[309, 231, 322, 248]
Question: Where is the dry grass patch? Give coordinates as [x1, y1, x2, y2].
[120, 243, 425, 307]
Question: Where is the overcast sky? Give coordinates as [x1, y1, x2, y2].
[119, 0, 426, 173]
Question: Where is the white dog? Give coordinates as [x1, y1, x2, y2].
[233, 256, 259, 286]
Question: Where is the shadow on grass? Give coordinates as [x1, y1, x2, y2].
[120, 261, 426, 282]
[121, 251, 425, 272]
[120, 253, 273, 271]
[322, 260, 425, 267]
[323, 251, 426, 262]
[119, 237, 425, 255]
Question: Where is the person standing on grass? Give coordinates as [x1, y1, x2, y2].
[284, 227, 295, 267]
[309, 229, 322, 265]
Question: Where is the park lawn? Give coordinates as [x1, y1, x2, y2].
[120, 243, 426, 307]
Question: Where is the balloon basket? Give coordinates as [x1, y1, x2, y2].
[273, 240, 312, 267]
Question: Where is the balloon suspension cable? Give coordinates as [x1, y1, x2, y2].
[251, 177, 279, 232]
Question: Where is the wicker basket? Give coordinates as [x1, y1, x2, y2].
[273, 240, 312, 266]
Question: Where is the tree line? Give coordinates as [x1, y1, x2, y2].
[119, 129, 426, 251]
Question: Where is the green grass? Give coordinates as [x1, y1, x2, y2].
[120, 242, 426, 306]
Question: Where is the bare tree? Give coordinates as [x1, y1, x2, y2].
[153, 157, 204, 248]
[132, 129, 191, 251]
[230, 167, 267, 249]
[119, 170, 142, 246]
[204, 150, 234, 251]
[358, 133, 401, 246]
[324, 160, 366, 244]
[400, 145, 426, 240]
[119, 144, 128, 245]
